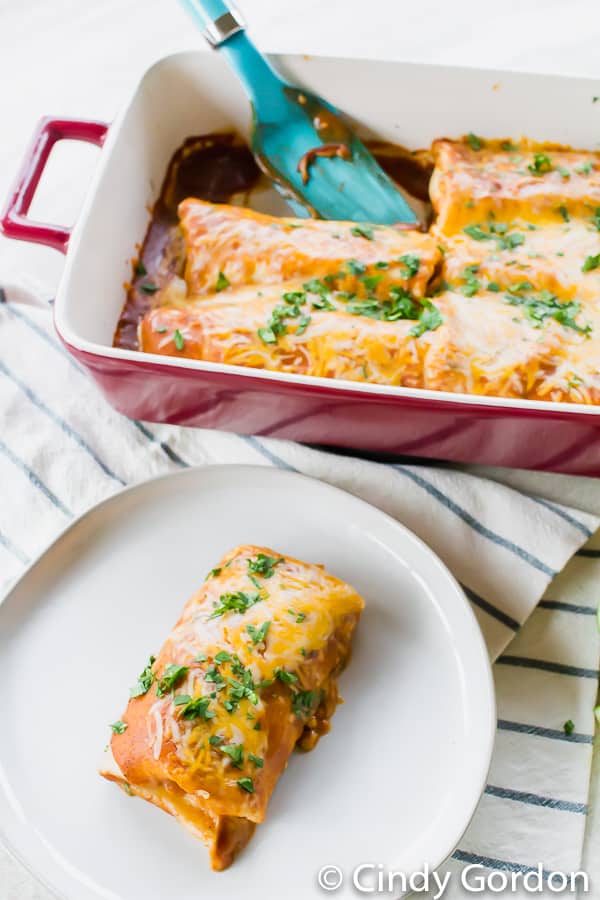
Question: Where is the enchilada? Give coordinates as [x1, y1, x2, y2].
[100, 544, 364, 870]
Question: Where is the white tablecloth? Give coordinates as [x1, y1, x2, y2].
[1, 2, 599, 897]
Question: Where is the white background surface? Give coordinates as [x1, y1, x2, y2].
[0, 1, 599, 897]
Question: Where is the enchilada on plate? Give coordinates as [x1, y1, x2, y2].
[100, 544, 364, 870]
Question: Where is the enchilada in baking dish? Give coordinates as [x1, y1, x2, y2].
[115, 135, 600, 404]
[100, 544, 364, 870]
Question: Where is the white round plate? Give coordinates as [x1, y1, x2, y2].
[0, 465, 494, 900]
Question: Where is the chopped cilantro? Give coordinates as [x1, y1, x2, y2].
[275, 668, 299, 684]
[220, 742, 244, 768]
[398, 253, 421, 279]
[557, 205, 570, 222]
[346, 259, 367, 275]
[130, 655, 156, 698]
[173, 329, 185, 351]
[153, 325, 168, 334]
[527, 153, 553, 176]
[110, 720, 127, 734]
[135, 260, 147, 277]
[173, 694, 192, 706]
[374, 260, 389, 269]
[248, 554, 283, 578]
[506, 289, 592, 335]
[564, 719, 575, 735]
[237, 777, 254, 793]
[466, 132, 483, 151]
[292, 689, 321, 718]
[582, 254, 600, 272]
[463, 224, 490, 242]
[215, 271, 230, 291]
[575, 161, 593, 175]
[500, 140, 518, 152]
[409, 301, 444, 338]
[497, 232, 525, 251]
[258, 326, 277, 344]
[209, 734, 224, 747]
[350, 224, 375, 240]
[215, 650, 232, 664]
[194, 654, 208, 663]
[248, 753, 264, 768]
[296, 315, 311, 335]
[156, 664, 189, 697]
[180, 696, 215, 720]
[207, 567, 221, 579]
[557, 166, 571, 179]
[140, 282, 159, 294]
[487, 281, 500, 292]
[246, 621, 271, 645]
[210, 590, 262, 619]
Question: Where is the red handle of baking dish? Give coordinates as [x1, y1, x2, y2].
[0, 116, 109, 255]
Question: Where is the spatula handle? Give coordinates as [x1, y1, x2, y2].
[180, 0, 290, 116]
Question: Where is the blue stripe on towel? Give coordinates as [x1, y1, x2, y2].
[484, 784, 587, 814]
[241, 435, 298, 471]
[497, 655, 599, 679]
[393, 466, 556, 576]
[0, 529, 29, 564]
[132, 422, 190, 468]
[452, 849, 553, 879]
[0, 438, 72, 517]
[497, 719, 593, 744]
[0, 360, 126, 486]
[529, 496, 593, 538]
[461, 585, 520, 631]
[538, 599, 597, 616]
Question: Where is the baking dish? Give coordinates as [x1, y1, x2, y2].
[3, 50, 600, 473]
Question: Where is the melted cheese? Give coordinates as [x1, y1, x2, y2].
[100, 545, 364, 870]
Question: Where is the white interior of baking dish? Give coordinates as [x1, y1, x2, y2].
[55, 50, 600, 412]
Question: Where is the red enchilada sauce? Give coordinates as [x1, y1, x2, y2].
[113, 133, 433, 351]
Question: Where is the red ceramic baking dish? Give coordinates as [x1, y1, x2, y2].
[3, 51, 600, 473]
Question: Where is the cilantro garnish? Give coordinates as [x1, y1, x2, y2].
[582, 254, 600, 272]
[220, 742, 244, 768]
[135, 260, 147, 277]
[207, 567, 221, 579]
[527, 153, 553, 175]
[248, 553, 283, 578]
[156, 664, 189, 697]
[398, 253, 420, 279]
[247, 621, 271, 645]
[237, 777, 254, 793]
[466, 132, 483, 151]
[564, 719, 575, 735]
[346, 259, 367, 275]
[575, 161, 593, 175]
[209, 734, 224, 746]
[275, 668, 299, 684]
[180, 696, 215, 720]
[215, 271, 230, 291]
[248, 753, 264, 768]
[110, 720, 127, 734]
[140, 282, 159, 294]
[292, 689, 321, 718]
[557, 205, 570, 222]
[463, 224, 490, 242]
[173, 329, 185, 351]
[210, 590, 262, 619]
[506, 289, 592, 335]
[130, 655, 156, 698]
[409, 301, 444, 338]
[350, 224, 375, 240]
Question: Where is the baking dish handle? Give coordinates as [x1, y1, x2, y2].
[0, 116, 109, 254]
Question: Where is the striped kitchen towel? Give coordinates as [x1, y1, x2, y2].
[0, 283, 599, 896]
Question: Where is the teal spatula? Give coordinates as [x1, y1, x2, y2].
[180, 0, 418, 225]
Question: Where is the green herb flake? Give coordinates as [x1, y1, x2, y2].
[209, 734, 224, 747]
[247, 554, 283, 579]
[130, 655, 156, 698]
[140, 282, 159, 294]
[346, 259, 367, 276]
[487, 281, 501, 292]
[292, 689, 321, 718]
[501, 140, 518, 152]
[215, 651, 232, 664]
[374, 260, 389, 269]
[557, 205, 570, 222]
[466, 132, 484, 151]
[575, 161, 593, 175]
[246, 621, 271, 645]
[153, 325, 168, 334]
[248, 753, 264, 768]
[275, 668, 299, 684]
[207, 567, 221, 579]
[564, 719, 575, 735]
[296, 315, 311, 336]
[582, 254, 600, 272]
[557, 166, 571, 179]
[156, 663, 189, 697]
[258, 326, 277, 344]
[220, 742, 244, 768]
[350, 224, 375, 240]
[463, 224, 491, 242]
[210, 590, 263, 619]
[409, 301, 444, 338]
[527, 153, 553, 176]
[173, 694, 192, 706]
[237, 777, 254, 793]
[135, 260, 147, 277]
[398, 253, 421, 279]
[194, 654, 208, 663]
[173, 329, 185, 351]
[215, 271, 230, 292]
[181, 696, 215, 721]
[110, 720, 127, 734]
